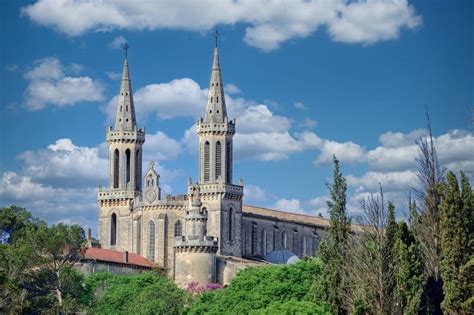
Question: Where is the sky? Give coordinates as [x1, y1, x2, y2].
[1, 0, 473, 235]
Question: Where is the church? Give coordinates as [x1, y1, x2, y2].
[96, 43, 333, 287]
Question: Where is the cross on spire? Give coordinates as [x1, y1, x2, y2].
[122, 42, 129, 58]
[214, 30, 219, 47]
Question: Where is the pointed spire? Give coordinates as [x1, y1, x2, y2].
[204, 43, 227, 123]
[114, 48, 137, 131]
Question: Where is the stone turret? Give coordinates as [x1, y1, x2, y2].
[174, 183, 218, 288]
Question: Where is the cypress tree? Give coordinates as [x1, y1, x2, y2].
[313, 155, 351, 314]
[459, 171, 474, 312]
[382, 202, 397, 312]
[440, 171, 465, 313]
[394, 222, 424, 313]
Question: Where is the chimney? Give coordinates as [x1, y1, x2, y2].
[87, 228, 92, 240]
[123, 251, 129, 263]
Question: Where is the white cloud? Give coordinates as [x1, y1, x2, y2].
[244, 184, 269, 204]
[224, 84, 241, 95]
[379, 128, 426, 148]
[104, 78, 206, 120]
[109, 35, 127, 49]
[274, 198, 305, 214]
[22, 0, 421, 51]
[314, 139, 366, 165]
[0, 171, 98, 231]
[238, 105, 290, 134]
[18, 138, 108, 184]
[347, 170, 417, 193]
[143, 131, 182, 162]
[24, 57, 104, 110]
[299, 117, 318, 129]
[328, 0, 422, 45]
[309, 195, 329, 217]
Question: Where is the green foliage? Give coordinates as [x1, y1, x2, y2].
[85, 272, 190, 314]
[187, 259, 327, 314]
[311, 155, 350, 313]
[439, 172, 468, 313]
[382, 201, 397, 311]
[0, 206, 87, 314]
[393, 222, 424, 314]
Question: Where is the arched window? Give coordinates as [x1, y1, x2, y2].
[228, 208, 233, 241]
[113, 149, 119, 188]
[293, 230, 298, 253]
[110, 213, 117, 246]
[251, 223, 257, 256]
[273, 226, 278, 251]
[281, 231, 287, 249]
[204, 141, 210, 182]
[125, 149, 131, 187]
[135, 149, 141, 190]
[174, 220, 182, 237]
[136, 218, 142, 255]
[302, 236, 307, 257]
[147, 221, 155, 261]
[215, 141, 221, 180]
[226, 141, 232, 183]
[261, 229, 267, 256]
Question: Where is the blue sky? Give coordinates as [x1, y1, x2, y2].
[1, 0, 473, 233]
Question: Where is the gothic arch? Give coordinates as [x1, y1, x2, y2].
[281, 231, 287, 249]
[228, 207, 233, 241]
[110, 213, 117, 246]
[215, 141, 222, 180]
[113, 149, 119, 188]
[125, 149, 131, 187]
[204, 141, 210, 182]
[147, 220, 155, 261]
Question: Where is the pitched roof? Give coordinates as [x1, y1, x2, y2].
[243, 205, 330, 228]
[242, 205, 364, 233]
[84, 247, 157, 268]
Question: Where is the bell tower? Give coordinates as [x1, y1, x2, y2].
[98, 45, 145, 251]
[196, 34, 243, 257]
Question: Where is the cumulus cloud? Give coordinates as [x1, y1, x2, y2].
[103, 78, 206, 120]
[244, 184, 269, 204]
[314, 139, 366, 165]
[294, 102, 307, 110]
[24, 57, 104, 110]
[18, 138, 108, 186]
[143, 131, 182, 162]
[22, 0, 421, 51]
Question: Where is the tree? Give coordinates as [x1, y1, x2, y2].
[312, 155, 351, 314]
[414, 113, 445, 313]
[187, 259, 328, 314]
[393, 222, 424, 314]
[439, 171, 473, 313]
[459, 171, 474, 312]
[346, 185, 396, 314]
[0, 206, 88, 313]
[85, 272, 190, 314]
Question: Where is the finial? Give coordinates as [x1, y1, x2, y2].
[148, 161, 155, 170]
[214, 30, 219, 47]
[122, 42, 129, 58]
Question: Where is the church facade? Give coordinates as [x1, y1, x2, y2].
[97, 45, 331, 286]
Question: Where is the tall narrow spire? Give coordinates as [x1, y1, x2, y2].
[203, 46, 227, 123]
[114, 51, 137, 131]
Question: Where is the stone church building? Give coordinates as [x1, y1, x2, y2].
[97, 44, 332, 287]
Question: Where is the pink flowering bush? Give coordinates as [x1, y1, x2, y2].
[185, 282, 222, 295]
